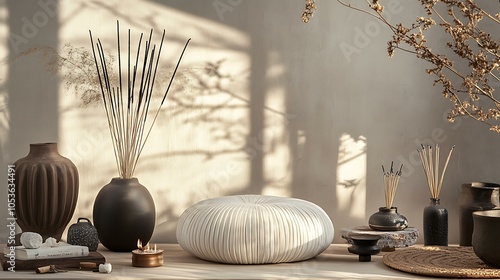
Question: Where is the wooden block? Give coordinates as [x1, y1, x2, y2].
[1, 251, 106, 271]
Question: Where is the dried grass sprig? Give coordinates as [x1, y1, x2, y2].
[382, 162, 403, 209]
[417, 144, 455, 199]
[89, 20, 190, 179]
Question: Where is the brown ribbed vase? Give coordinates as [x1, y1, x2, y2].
[14, 143, 79, 241]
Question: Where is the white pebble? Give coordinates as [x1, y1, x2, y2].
[99, 263, 112, 273]
[20, 232, 43, 249]
[44, 237, 59, 247]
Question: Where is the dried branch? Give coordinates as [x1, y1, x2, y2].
[302, 0, 500, 132]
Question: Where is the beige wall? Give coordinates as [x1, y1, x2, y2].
[1, 0, 499, 245]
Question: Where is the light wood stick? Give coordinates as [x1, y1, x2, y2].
[437, 145, 455, 198]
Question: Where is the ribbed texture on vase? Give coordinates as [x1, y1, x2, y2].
[176, 195, 334, 264]
[14, 143, 79, 241]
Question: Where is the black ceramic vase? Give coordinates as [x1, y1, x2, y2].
[423, 198, 448, 246]
[459, 182, 500, 246]
[368, 207, 408, 231]
[93, 178, 155, 252]
[14, 143, 79, 241]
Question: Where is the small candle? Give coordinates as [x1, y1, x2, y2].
[132, 239, 164, 267]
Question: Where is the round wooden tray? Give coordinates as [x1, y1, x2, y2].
[383, 246, 500, 279]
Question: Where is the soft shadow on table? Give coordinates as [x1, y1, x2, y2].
[158, 244, 421, 280]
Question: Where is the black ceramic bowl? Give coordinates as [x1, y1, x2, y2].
[472, 209, 500, 268]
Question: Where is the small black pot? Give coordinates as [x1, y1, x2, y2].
[93, 178, 155, 252]
[472, 210, 500, 268]
[368, 207, 408, 231]
[459, 182, 500, 246]
[68, 218, 99, 251]
[347, 234, 381, 262]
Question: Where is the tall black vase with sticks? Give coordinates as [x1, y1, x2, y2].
[418, 144, 454, 246]
[89, 21, 190, 251]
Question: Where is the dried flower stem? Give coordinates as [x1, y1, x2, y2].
[301, 0, 317, 23]
[305, 0, 500, 133]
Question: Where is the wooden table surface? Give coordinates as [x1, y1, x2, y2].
[0, 243, 461, 279]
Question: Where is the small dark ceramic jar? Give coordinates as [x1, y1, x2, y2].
[423, 198, 448, 246]
[68, 218, 99, 251]
[368, 207, 408, 231]
[472, 210, 500, 268]
[459, 182, 500, 246]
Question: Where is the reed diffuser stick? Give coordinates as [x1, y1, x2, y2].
[382, 162, 403, 209]
[417, 144, 455, 199]
[89, 20, 190, 179]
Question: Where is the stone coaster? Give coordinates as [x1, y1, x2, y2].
[341, 226, 419, 250]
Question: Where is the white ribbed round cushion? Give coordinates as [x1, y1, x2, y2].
[176, 195, 334, 264]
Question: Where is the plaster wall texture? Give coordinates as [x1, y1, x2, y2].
[0, 0, 499, 244]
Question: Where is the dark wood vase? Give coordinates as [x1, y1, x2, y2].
[14, 143, 79, 241]
[92, 178, 155, 252]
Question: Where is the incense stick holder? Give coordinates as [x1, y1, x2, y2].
[368, 207, 408, 231]
[347, 234, 381, 262]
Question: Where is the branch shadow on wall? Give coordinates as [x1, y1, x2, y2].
[8, 1, 371, 243]
[148, 58, 293, 242]
[143, 1, 352, 242]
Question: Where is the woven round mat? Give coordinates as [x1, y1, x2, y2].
[383, 246, 500, 278]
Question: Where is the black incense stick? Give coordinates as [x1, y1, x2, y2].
[89, 21, 191, 178]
